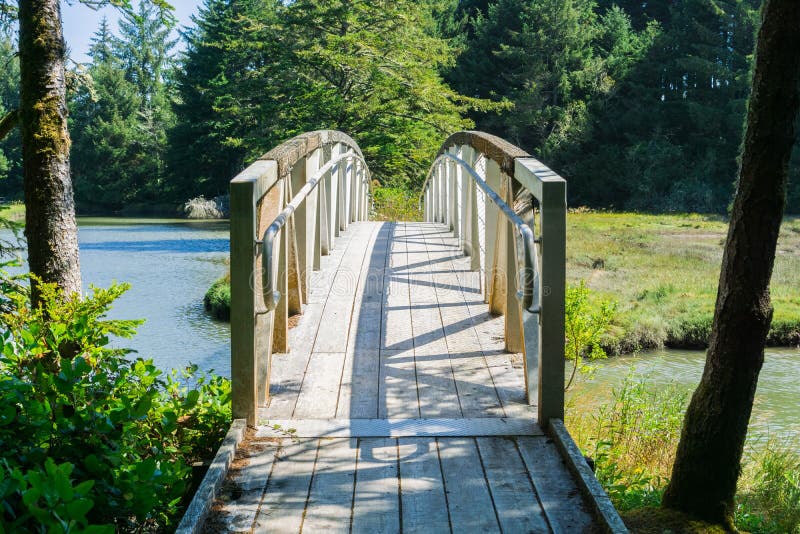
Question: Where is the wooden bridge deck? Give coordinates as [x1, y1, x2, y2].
[206, 221, 598, 533]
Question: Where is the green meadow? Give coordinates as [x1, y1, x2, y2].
[566, 212, 800, 353]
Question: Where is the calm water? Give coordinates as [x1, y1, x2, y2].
[2, 218, 232, 377]
[571, 347, 800, 443]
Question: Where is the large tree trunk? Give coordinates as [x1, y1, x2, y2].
[662, 0, 800, 527]
[18, 0, 81, 304]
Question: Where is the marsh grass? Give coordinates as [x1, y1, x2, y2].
[568, 373, 800, 532]
[567, 212, 800, 352]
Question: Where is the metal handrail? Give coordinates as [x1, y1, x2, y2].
[424, 153, 541, 313]
[260, 150, 369, 311]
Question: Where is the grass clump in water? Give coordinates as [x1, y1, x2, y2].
[204, 274, 230, 320]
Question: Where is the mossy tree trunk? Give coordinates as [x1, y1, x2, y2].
[662, 0, 800, 527]
[18, 0, 81, 303]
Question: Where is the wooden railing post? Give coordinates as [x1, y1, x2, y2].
[438, 161, 446, 224]
[515, 158, 566, 425]
[447, 147, 458, 233]
[315, 145, 331, 269]
[271, 179, 289, 354]
[231, 160, 278, 426]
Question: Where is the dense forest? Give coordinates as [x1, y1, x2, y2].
[0, 0, 798, 213]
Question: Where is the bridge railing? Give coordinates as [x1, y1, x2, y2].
[420, 131, 566, 426]
[230, 130, 371, 425]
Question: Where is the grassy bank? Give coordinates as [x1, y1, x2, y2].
[567, 376, 800, 533]
[0, 201, 24, 222]
[568, 212, 800, 353]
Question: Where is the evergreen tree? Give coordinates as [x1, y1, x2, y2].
[562, 0, 760, 212]
[71, 19, 144, 211]
[169, 0, 287, 199]
[282, 0, 478, 188]
[70, 6, 176, 211]
[449, 0, 654, 160]
[171, 0, 480, 194]
[0, 31, 20, 198]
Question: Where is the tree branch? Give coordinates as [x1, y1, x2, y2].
[0, 109, 18, 140]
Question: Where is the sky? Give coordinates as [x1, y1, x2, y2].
[61, 0, 203, 64]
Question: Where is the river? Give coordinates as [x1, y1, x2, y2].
[2, 218, 232, 377]
[1, 219, 797, 440]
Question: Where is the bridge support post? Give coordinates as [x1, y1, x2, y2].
[486, 161, 503, 313]
[231, 160, 278, 426]
[504, 175, 524, 353]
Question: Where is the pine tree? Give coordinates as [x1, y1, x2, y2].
[71, 20, 143, 211]
[0, 31, 20, 197]
[169, 0, 287, 199]
[71, 7, 176, 211]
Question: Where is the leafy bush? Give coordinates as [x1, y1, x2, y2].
[564, 281, 616, 389]
[0, 277, 231, 531]
[568, 374, 800, 532]
[569, 373, 688, 510]
[372, 186, 421, 221]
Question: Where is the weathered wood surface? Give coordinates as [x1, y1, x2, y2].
[207, 221, 597, 533]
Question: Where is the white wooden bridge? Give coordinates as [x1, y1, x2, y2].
[182, 131, 626, 533]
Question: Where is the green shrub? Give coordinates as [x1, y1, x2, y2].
[0, 276, 231, 531]
[565, 281, 616, 389]
[569, 374, 800, 532]
[204, 276, 230, 321]
[372, 186, 422, 221]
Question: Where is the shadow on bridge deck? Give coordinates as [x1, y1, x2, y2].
[200, 221, 604, 533]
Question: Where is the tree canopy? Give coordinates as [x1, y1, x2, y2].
[0, 0, 797, 213]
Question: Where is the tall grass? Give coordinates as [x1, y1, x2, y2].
[567, 373, 800, 532]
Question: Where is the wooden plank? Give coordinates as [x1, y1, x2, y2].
[437, 437, 499, 531]
[476, 436, 550, 533]
[378, 348, 419, 419]
[338, 223, 384, 419]
[347, 223, 390, 352]
[407, 223, 461, 419]
[293, 352, 346, 419]
[314, 222, 374, 353]
[337, 349, 380, 419]
[382, 223, 414, 351]
[256, 438, 318, 533]
[222, 440, 279, 532]
[398, 437, 450, 534]
[302, 438, 358, 533]
[254, 418, 541, 438]
[427, 231, 504, 418]
[517, 436, 596, 534]
[352, 438, 401, 534]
